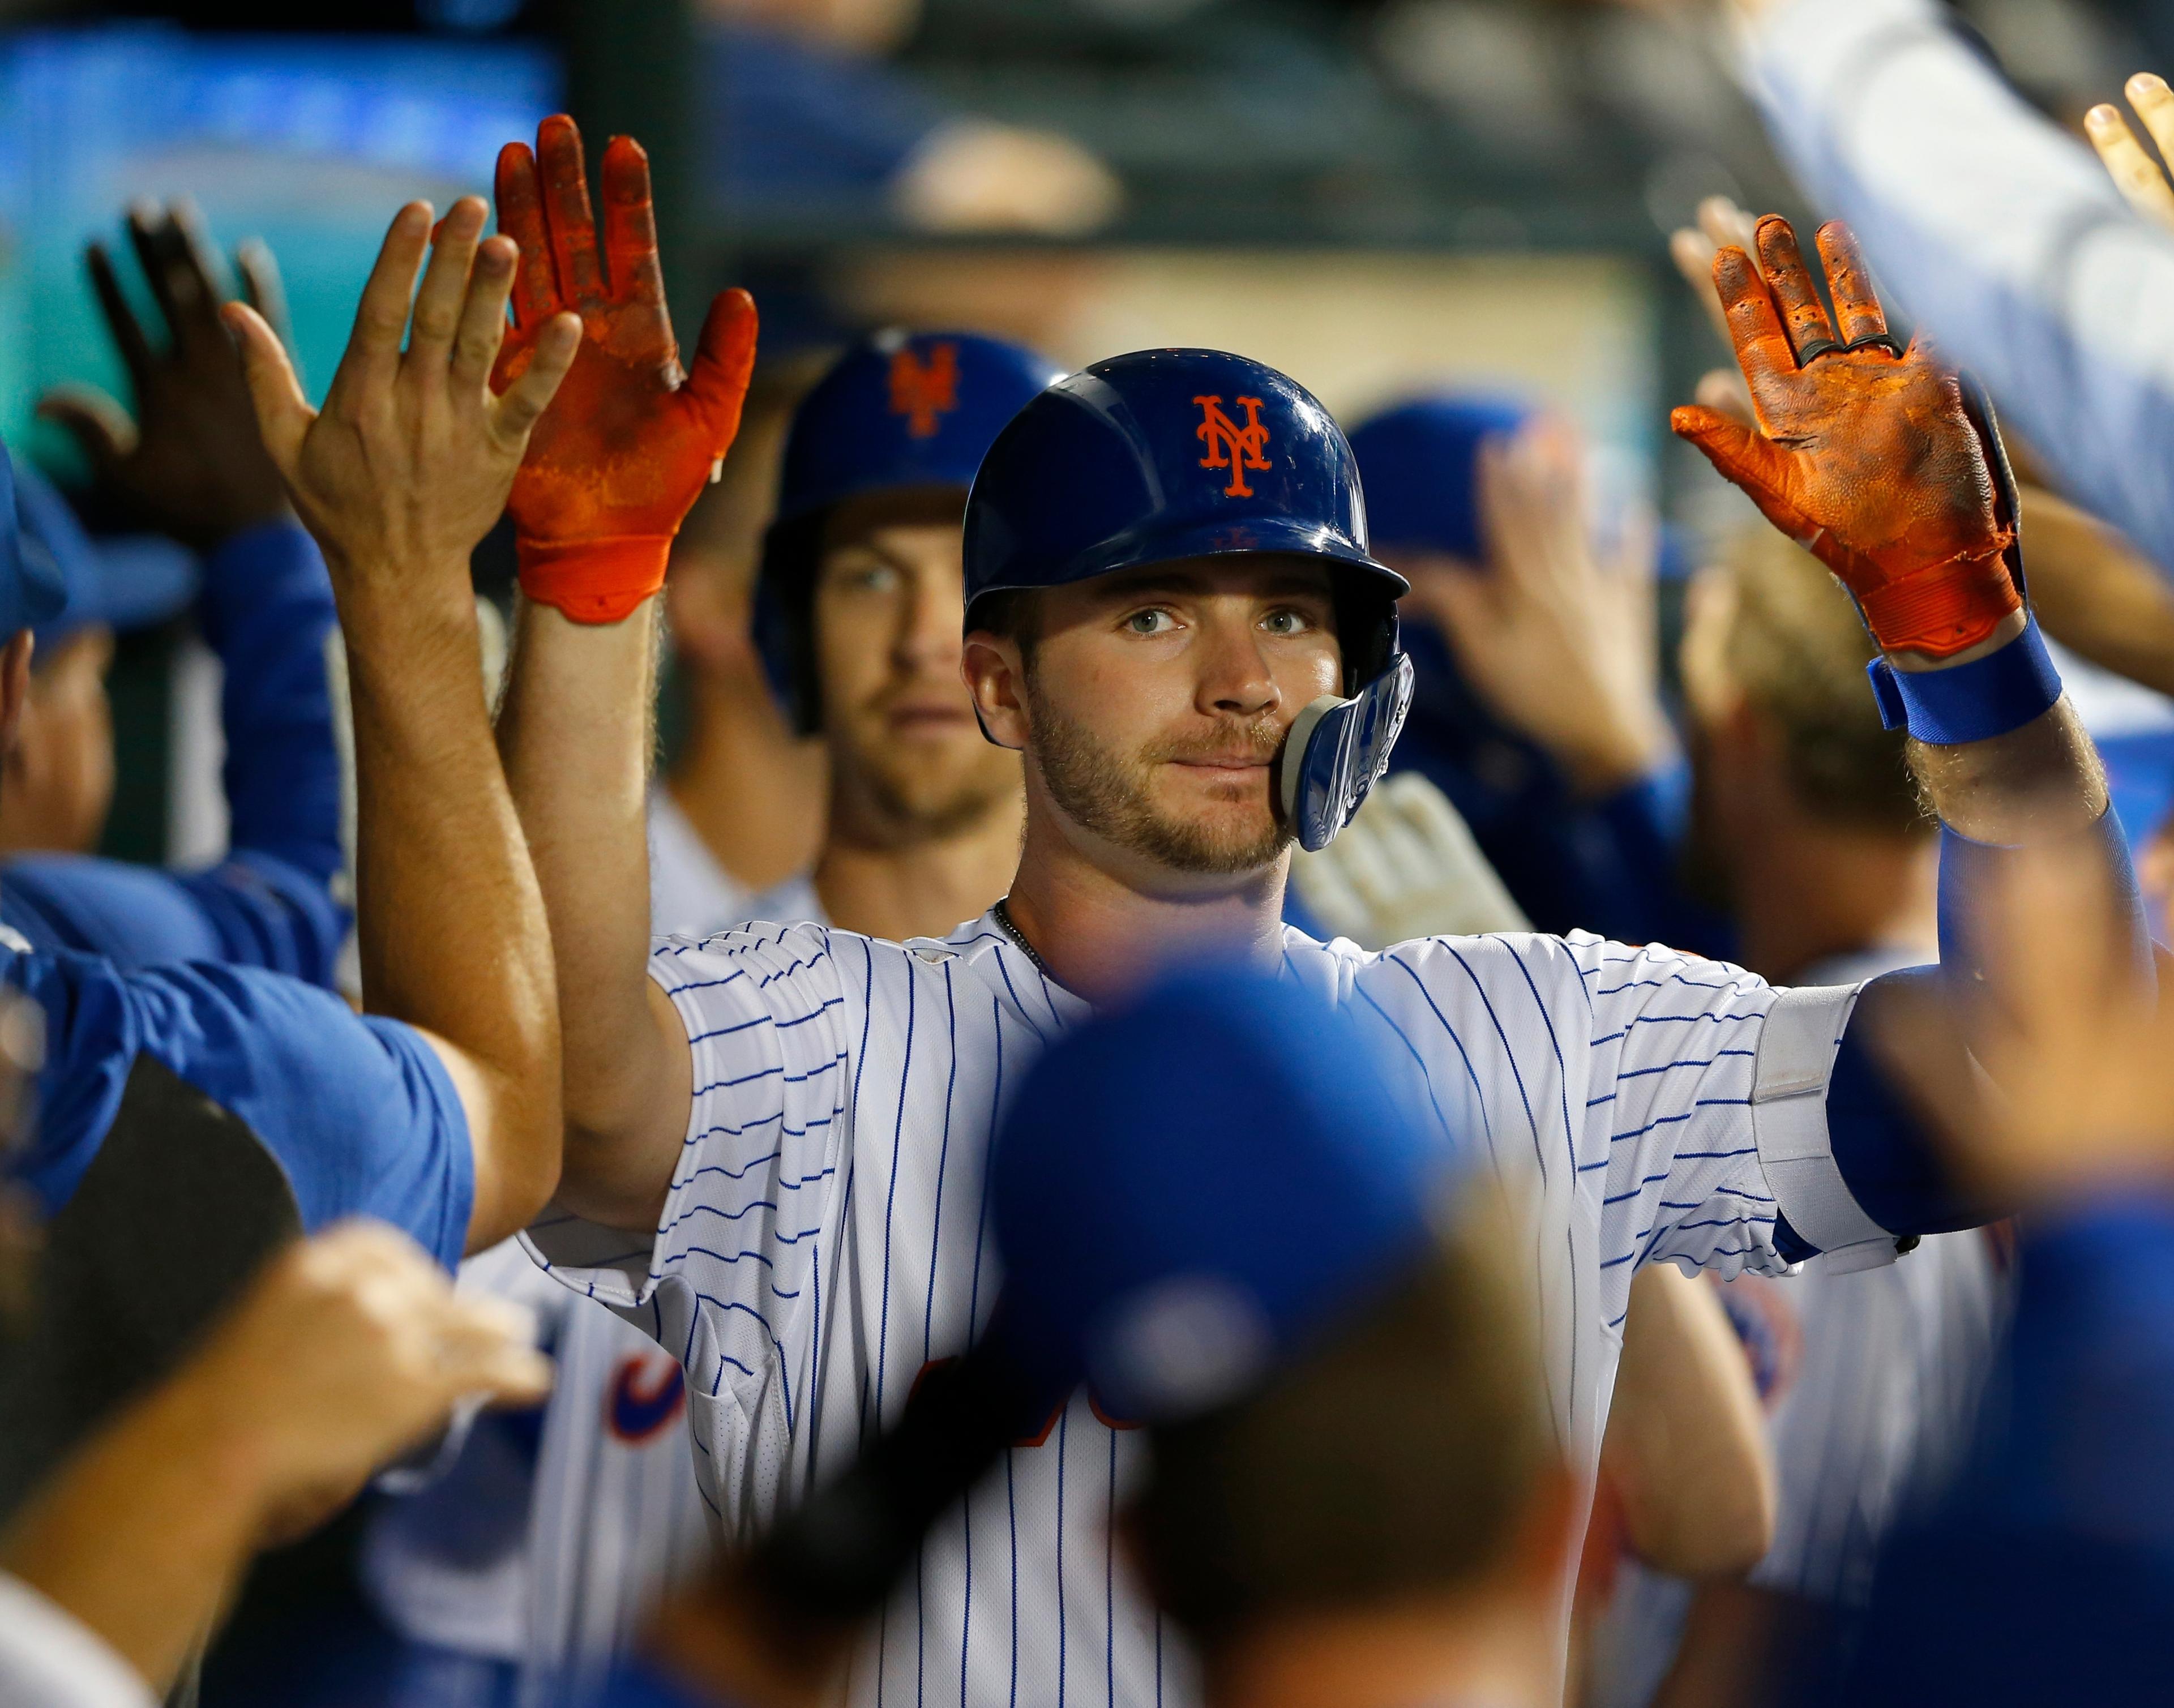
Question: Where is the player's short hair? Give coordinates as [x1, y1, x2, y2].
[1127, 1191, 1550, 1647]
[1714, 525, 1927, 837]
[967, 588, 1043, 657]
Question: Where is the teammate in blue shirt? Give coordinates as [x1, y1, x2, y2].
[14, 205, 345, 983]
[7, 189, 581, 1270]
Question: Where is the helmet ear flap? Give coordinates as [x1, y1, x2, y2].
[754, 513, 827, 738]
[1333, 580, 1400, 698]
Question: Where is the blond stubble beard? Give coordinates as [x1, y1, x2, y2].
[1026, 695, 1292, 875]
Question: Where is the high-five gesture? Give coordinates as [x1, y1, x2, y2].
[494, 115, 759, 624]
[222, 195, 580, 611]
[220, 199, 580, 1254]
[1671, 215, 2020, 661]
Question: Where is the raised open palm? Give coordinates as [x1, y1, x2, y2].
[1671, 216, 2018, 660]
[494, 115, 758, 624]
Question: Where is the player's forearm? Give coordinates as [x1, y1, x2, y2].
[340, 576, 560, 1208]
[1905, 692, 2107, 845]
[497, 594, 686, 1223]
[0, 1369, 274, 1693]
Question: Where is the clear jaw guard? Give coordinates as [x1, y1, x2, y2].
[1278, 653, 1415, 853]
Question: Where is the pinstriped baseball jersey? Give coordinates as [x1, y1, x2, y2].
[525, 912, 1858, 1708]
[1748, 1227, 2009, 1607]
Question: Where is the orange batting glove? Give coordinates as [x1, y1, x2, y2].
[1671, 216, 2019, 660]
[493, 115, 758, 624]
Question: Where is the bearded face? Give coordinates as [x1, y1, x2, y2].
[814, 500, 1020, 847]
[1028, 683, 1292, 875]
[986, 557, 1344, 880]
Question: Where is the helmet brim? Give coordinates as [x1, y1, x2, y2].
[967, 513, 1407, 622]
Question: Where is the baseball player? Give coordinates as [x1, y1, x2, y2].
[366, 327, 1061, 1706]
[477, 117, 2137, 1703]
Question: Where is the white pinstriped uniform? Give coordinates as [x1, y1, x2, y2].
[527, 913, 1863, 1708]
[1748, 1226, 2008, 1605]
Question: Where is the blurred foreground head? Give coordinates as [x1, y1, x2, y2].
[991, 966, 1572, 1708]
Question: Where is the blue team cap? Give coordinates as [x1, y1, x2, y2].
[0, 446, 70, 643]
[10, 457, 198, 647]
[987, 964, 1445, 1424]
[774, 329, 1067, 524]
[1346, 394, 1533, 561]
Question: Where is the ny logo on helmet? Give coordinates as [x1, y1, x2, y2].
[889, 343, 961, 439]
[1194, 395, 1272, 498]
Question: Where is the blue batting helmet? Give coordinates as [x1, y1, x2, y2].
[962, 348, 1414, 851]
[1345, 393, 1531, 561]
[755, 329, 1065, 734]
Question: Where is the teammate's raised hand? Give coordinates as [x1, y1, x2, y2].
[494, 115, 759, 624]
[1410, 419, 1672, 796]
[40, 202, 293, 549]
[2086, 74, 2174, 234]
[1671, 215, 2021, 661]
[222, 195, 581, 618]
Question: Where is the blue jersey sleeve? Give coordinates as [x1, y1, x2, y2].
[0, 520, 346, 985]
[5, 948, 472, 1270]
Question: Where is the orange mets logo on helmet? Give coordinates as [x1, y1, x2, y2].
[1194, 395, 1272, 498]
[890, 343, 961, 439]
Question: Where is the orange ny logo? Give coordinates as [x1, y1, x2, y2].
[889, 343, 960, 439]
[1194, 395, 1272, 497]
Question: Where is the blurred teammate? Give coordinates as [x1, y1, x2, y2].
[1345, 398, 1707, 945]
[740, 328, 1055, 931]
[3, 206, 346, 981]
[472, 108, 2128, 1703]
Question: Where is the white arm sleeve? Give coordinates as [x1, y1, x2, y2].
[0, 1575, 155, 1708]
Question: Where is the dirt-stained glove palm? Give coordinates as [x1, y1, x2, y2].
[494, 115, 758, 624]
[1671, 216, 2019, 660]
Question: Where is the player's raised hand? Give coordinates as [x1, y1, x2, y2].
[1411, 419, 1672, 795]
[38, 202, 293, 549]
[494, 115, 759, 624]
[1671, 215, 2021, 661]
[222, 195, 581, 620]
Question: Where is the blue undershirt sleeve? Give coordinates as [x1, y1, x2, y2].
[0, 520, 346, 985]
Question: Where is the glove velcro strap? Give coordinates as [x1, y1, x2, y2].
[1851, 541, 2019, 658]
[1867, 615, 2061, 746]
[516, 534, 673, 626]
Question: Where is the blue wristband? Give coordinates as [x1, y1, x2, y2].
[1866, 618, 2061, 746]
